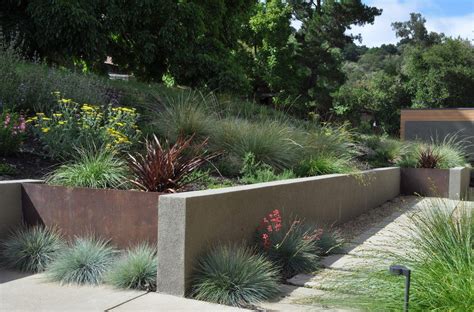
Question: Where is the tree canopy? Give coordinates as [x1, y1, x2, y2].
[1, 1, 472, 134]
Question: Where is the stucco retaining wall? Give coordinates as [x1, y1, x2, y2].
[156, 167, 401, 296]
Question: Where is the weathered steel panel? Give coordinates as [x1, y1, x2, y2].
[400, 168, 450, 197]
[21, 183, 161, 248]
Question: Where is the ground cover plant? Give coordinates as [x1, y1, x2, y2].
[191, 244, 280, 307]
[106, 244, 157, 291]
[0, 226, 64, 273]
[47, 237, 116, 285]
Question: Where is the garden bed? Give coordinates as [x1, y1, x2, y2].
[21, 183, 161, 248]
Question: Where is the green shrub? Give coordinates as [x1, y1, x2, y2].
[214, 119, 301, 170]
[47, 237, 116, 285]
[191, 244, 280, 307]
[239, 152, 295, 184]
[0, 110, 27, 155]
[0, 162, 17, 175]
[106, 244, 157, 291]
[46, 148, 129, 189]
[151, 91, 216, 142]
[28, 95, 140, 159]
[1, 226, 64, 272]
[0, 41, 22, 109]
[14, 64, 109, 113]
[295, 154, 353, 177]
[256, 210, 320, 278]
[359, 135, 404, 167]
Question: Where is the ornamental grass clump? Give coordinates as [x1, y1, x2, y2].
[106, 244, 157, 291]
[397, 135, 467, 169]
[46, 148, 129, 189]
[310, 198, 473, 311]
[256, 210, 320, 278]
[191, 244, 280, 307]
[294, 153, 354, 177]
[128, 134, 219, 193]
[1, 226, 64, 273]
[47, 237, 116, 285]
[239, 152, 296, 184]
[151, 91, 216, 142]
[213, 118, 301, 171]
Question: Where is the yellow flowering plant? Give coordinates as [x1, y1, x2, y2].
[28, 94, 141, 159]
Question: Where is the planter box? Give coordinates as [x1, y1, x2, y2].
[400, 167, 470, 199]
[21, 183, 161, 248]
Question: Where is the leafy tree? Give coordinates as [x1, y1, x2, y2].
[289, 0, 382, 118]
[392, 13, 444, 46]
[403, 38, 474, 108]
[0, 0, 110, 69]
[242, 0, 300, 105]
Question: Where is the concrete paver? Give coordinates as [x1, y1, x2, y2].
[262, 196, 451, 311]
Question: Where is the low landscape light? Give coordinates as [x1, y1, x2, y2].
[389, 265, 411, 312]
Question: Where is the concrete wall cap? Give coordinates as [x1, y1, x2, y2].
[0, 179, 44, 185]
[161, 167, 400, 199]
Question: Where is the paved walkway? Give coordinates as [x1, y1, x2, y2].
[0, 270, 248, 312]
[257, 196, 441, 311]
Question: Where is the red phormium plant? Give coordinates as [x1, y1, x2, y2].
[418, 147, 440, 168]
[128, 134, 220, 193]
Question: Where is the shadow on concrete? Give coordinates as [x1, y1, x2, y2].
[0, 268, 33, 284]
[287, 196, 424, 286]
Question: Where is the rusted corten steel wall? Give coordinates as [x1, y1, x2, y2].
[21, 183, 161, 248]
[400, 168, 449, 197]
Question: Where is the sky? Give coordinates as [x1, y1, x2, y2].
[348, 0, 474, 47]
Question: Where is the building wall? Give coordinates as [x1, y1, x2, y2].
[400, 109, 474, 161]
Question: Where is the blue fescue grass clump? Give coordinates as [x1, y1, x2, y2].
[0, 226, 64, 272]
[106, 244, 157, 291]
[47, 237, 116, 285]
[191, 244, 280, 307]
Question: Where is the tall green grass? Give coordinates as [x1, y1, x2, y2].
[150, 91, 216, 141]
[46, 148, 129, 189]
[397, 135, 468, 169]
[306, 198, 474, 311]
[213, 118, 301, 170]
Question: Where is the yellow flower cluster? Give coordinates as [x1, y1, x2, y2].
[28, 93, 141, 152]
